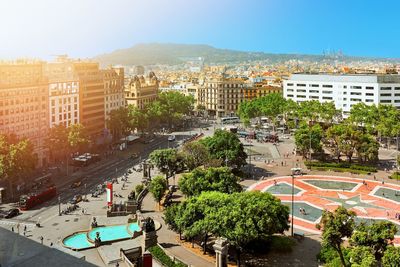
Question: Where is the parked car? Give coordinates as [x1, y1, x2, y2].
[5, 208, 20, 219]
[168, 135, 176, 141]
[69, 195, 82, 204]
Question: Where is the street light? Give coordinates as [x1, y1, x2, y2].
[291, 174, 295, 237]
[58, 195, 61, 216]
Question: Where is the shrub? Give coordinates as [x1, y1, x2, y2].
[305, 161, 377, 173]
[148, 246, 187, 267]
[135, 184, 145, 197]
[389, 172, 400, 180]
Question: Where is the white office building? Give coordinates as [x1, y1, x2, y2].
[49, 81, 80, 128]
[283, 74, 400, 114]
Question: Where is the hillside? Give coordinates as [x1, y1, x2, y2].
[93, 43, 387, 66]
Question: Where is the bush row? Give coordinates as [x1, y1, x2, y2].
[310, 166, 370, 175]
[305, 161, 377, 173]
[148, 246, 187, 267]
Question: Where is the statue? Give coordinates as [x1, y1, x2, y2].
[142, 217, 155, 232]
[128, 191, 136, 201]
[94, 231, 101, 247]
[91, 217, 98, 228]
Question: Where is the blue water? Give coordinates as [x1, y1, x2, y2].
[63, 232, 94, 250]
[63, 223, 141, 250]
[88, 223, 140, 242]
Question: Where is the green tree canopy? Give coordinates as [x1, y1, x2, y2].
[68, 123, 90, 152]
[149, 148, 183, 177]
[180, 141, 210, 170]
[316, 206, 356, 267]
[178, 167, 242, 197]
[148, 175, 168, 205]
[45, 124, 69, 160]
[294, 122, 323, 157]
[200, 129, 247, 169]
[382, 246, 400, 267]
[106, 106, 132, 140]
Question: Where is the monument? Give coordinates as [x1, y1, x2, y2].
[213, 237, 229, 267]
[141, 217, 158, 252]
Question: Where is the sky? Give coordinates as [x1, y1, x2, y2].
[1, 0, 400, 60]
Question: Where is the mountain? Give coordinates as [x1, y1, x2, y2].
[93, 43, 391, 66]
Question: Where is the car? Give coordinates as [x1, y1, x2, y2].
[5, 208, 20, 219]
[70, 180, 82, 188]
[168, 135, 176, 142]
[69, 195, 82, 204]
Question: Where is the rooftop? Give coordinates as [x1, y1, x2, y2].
[288, 73, 400, 83]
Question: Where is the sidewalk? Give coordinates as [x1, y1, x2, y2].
[141, 192, 214, 267]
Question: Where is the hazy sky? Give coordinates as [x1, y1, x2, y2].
[1, 0, 400, 59]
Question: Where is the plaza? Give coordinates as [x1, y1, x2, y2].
[249, 175, 400, 242]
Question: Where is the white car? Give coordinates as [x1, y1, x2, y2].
[168, 135, 176, 141]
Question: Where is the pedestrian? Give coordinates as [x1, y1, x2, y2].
[382, 180, 385, 185]
[11, 226, 14, 232]
[82, 209, 84, 215]
[374, 175, 376, 180]
[281, 161, 283, 166]
[39, 236, 44, 244]
[274, 180, 277, 186]
[24, 225, 27, 232]
[50, 242, 53, 246]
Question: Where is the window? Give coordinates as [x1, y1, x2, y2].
[296, 84, 306, 87]
[366, 86, 374, 90]
[322, 85, 333, 88]
[350, 86, 362, 89]
[343, 104, 347, 107]
[309, 90, 319, 93]
[395, 93, 400, 97]
[395, 87, 400, 90]
[366, 93, 374, 96]
[350, 98, 362, 102]
[287, 94, 294, 97]
[365, 99, 374, 102]
[380, 100, 392, 103]
[322, 96, 333, 100]
[310, 96, 319, 99]
[381, 87, 392, 91]
[380, 93, 392, 97]
[287, 89, 294, 92]
[343, 92, 347, 95]
[395, 100, 400, 103]
[350, 92, 362, 95]
[310, 84, 319, 87]
[287, 83, 294, 86]
[296, 89, 306, 93]
[322, 91, 333, 94]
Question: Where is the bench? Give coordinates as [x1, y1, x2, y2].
[294, 232, 305, 240]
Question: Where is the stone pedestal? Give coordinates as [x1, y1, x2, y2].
[213, 237, 229, 267]
[142, 230, 158, 252]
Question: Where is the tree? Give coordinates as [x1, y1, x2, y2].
[106, 107, 132, 141]
[178, 167, 242, 197]
[355, 133, 379, 163]
[294, 123, 323, 157]
[200, 129, 247, 169]
[149, 175, 168, 207]
[350, 221, 397, 261]
[149, 148, 183, 178]
[348, 246, 377, 267]
[382, 246, 400, 267]
[180, 142, 209, 170]
[325, 124, 346, 162]
[316, 207, 356, 267]
[45, 124, 69, 162]
[68, 124, 90, 153]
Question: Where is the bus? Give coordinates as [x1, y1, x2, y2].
[19, 174, 57, 210]
[220, 116, 240, 124]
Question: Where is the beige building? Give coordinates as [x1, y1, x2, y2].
[103, 67, 125, 120]
[125, 72, 158, 109]
[198, 76, 282, 118]
[0, 62, 49, 167]
[45, 62, 80, 128]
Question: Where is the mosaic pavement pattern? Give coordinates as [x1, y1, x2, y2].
[248, 175, 400, 242]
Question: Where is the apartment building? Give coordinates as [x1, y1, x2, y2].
[283, 74, 400, 114]
[103, 67, 125, 120]
[0, 62, 49, 167]
[125, 72, 159, 109]
[198, 76, 282, 118]
[73, 62, 105, 137]
[45, 62, 80, 128]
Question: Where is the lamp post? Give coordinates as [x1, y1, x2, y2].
[58, 195, 61, 216]
[291, 174, 294, 237]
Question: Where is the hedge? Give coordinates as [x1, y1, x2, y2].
[389, 172, 400, 180]
[304, 161, 377, 173]
[148, 246, 187, 267]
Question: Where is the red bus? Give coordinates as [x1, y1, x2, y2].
[19, 185, 57, 210]
[19, 174, 57, 210]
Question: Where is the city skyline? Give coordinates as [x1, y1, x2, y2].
[2, 0, 400, 60]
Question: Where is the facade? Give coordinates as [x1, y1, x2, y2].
[198, 76, 282, 118]
[73, 62, 105, 137]
[0, 62, 49, 167]
[125, 72, 159, 109]
[45, 62, 80, 128]
[103, 67, 125, 120]
[283, 74, 400, 115]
